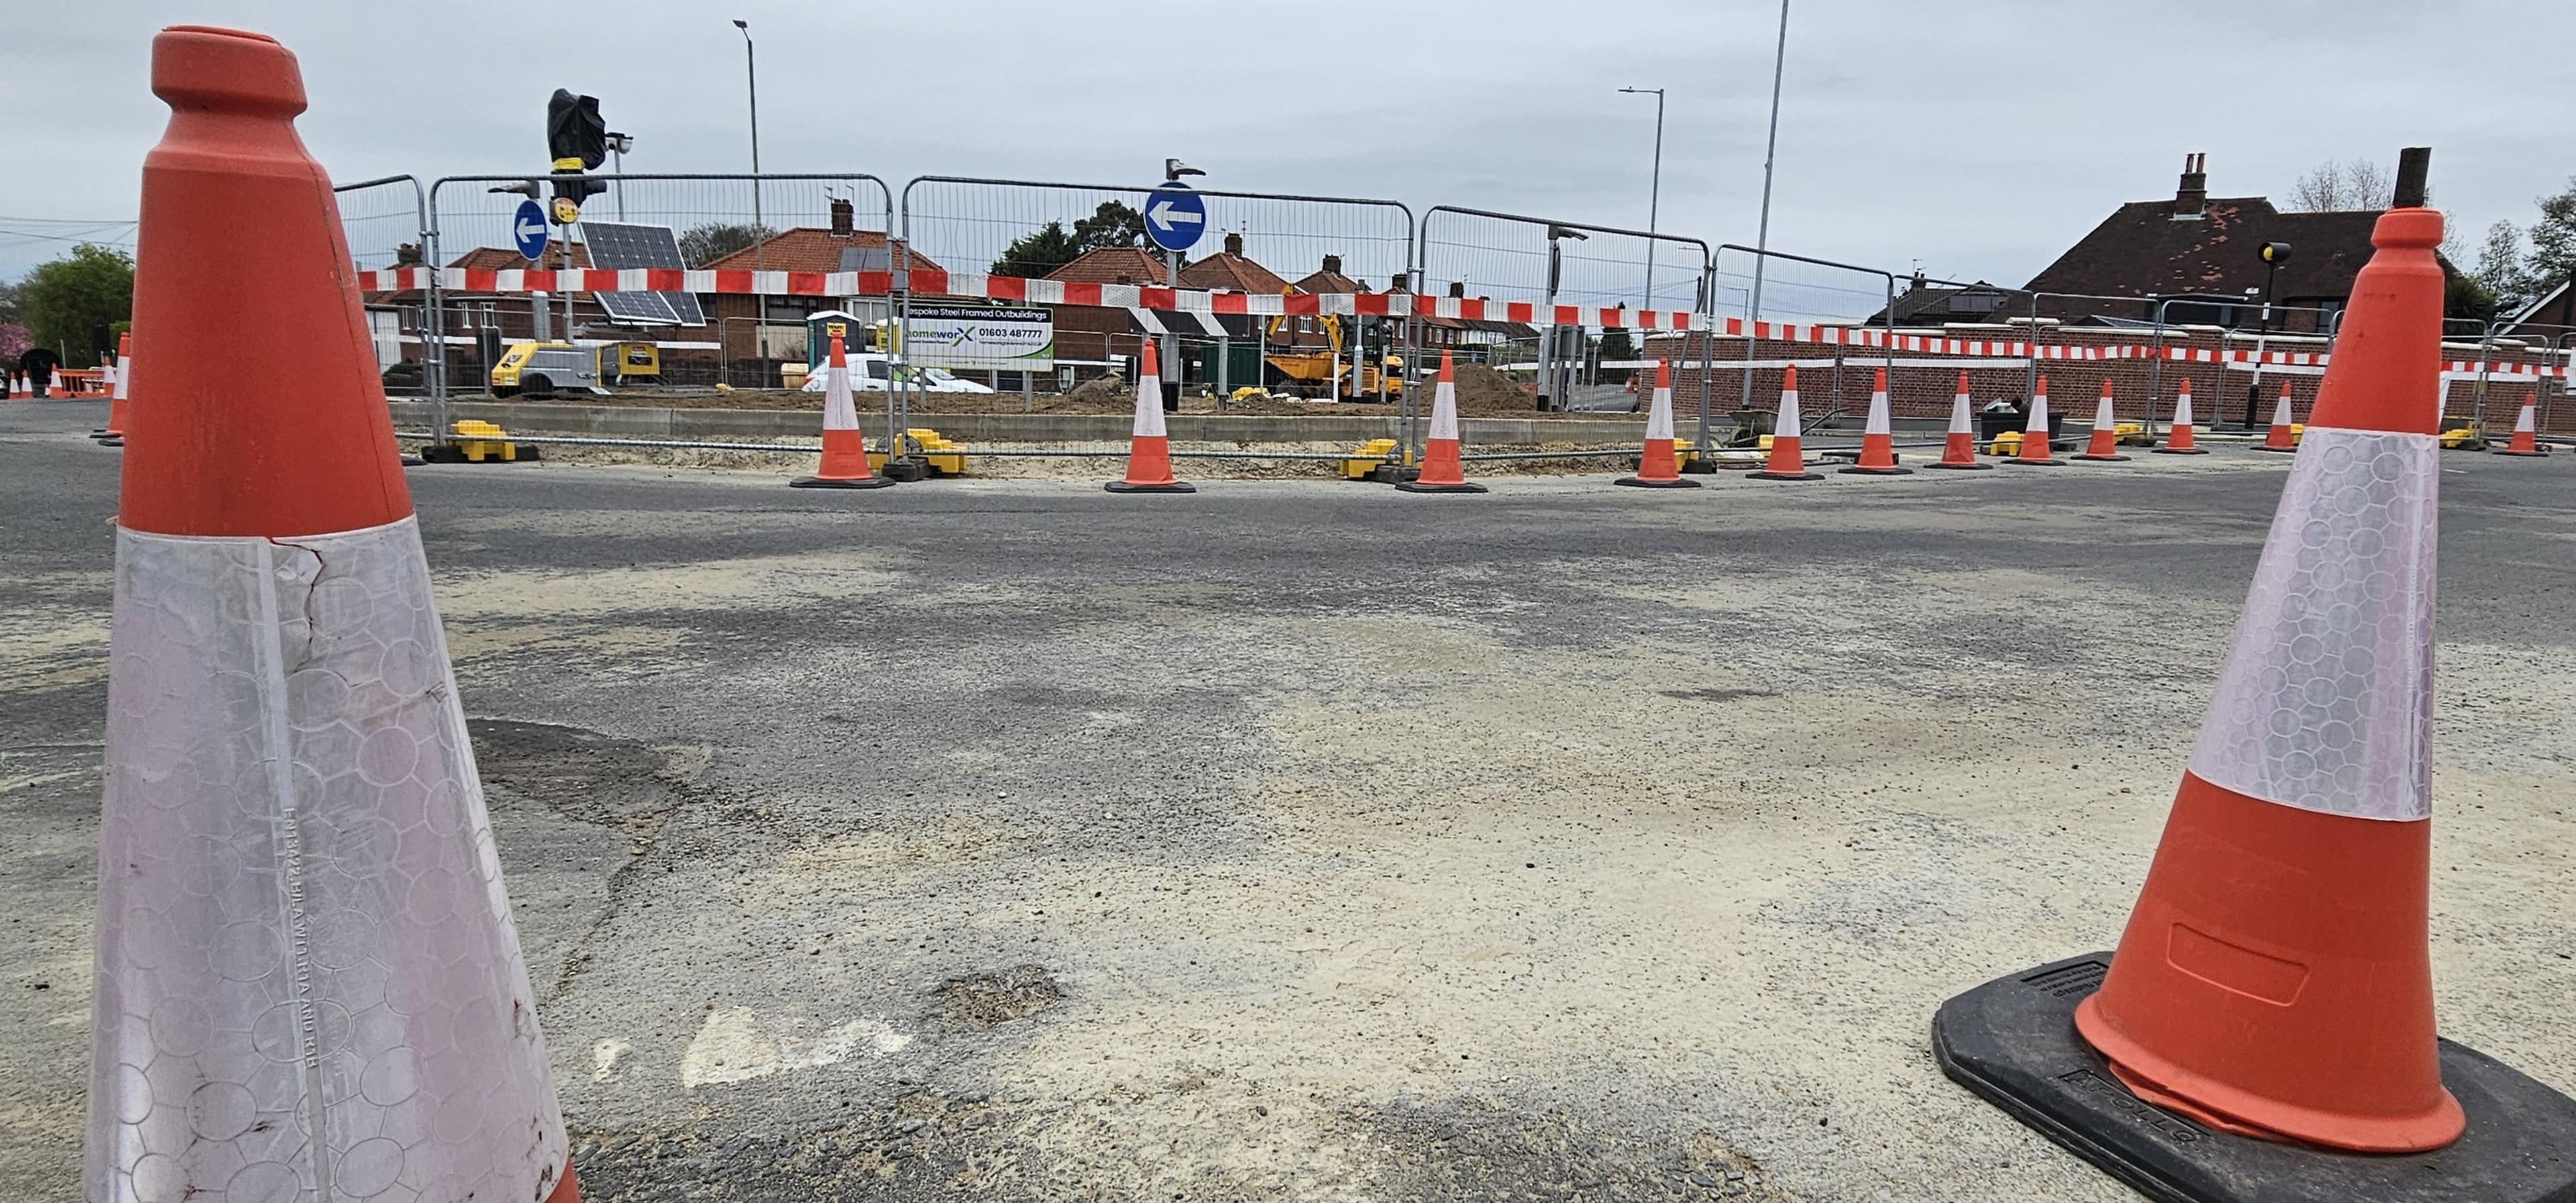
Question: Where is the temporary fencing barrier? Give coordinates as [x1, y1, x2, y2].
[414, 171, 895, 443]
[332, 173, 431, 395]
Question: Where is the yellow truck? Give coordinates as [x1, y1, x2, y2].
[489, 340, 660, 397]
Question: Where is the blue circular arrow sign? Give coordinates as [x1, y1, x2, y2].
[511, 198, 550, 261]
[1144, 183, 1205, 253]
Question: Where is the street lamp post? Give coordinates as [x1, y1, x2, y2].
[1735, 0, 1792, 423]
[604, 132, 633, 219]
[1618, 87, 1665, 307]
[1161, 158, 1205, 411]
[1539, 225, 1589, 411]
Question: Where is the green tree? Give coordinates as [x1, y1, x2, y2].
[2445, 274, 2500, 323]
[2520, 178, 2576, 302]
[988, 201, 1152, 279]
[678, 221, 775, 268]
[21, 243, 133, 368]
[2476, 221, 2535, 314]
[989, 220, 1080, 277]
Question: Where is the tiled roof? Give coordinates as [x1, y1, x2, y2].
[2022, 197, 2396, 305]
[698, 227, 942, 274]
[1177, 252, 1293, 295]
[1046, 246, 1170, 286]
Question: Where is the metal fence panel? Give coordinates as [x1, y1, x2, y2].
[333, 175, 428, 394]
[895, 176, 1416, 439]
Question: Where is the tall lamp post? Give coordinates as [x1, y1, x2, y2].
[2243, 240, 2290, 427]
[1618, 86, 1666, 306]
[1735, 0, 1792, 421]
[604, 132, 633, 219]
[733, 19, 765, 329]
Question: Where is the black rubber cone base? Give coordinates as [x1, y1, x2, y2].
[2074, 454, 2133, 462]
[1933, 953, 2576, 1203]
[1838, 465, 1914, 476]
[2153, 447, 2210, 456]
[1395, 480, 1488, 494]
[1922, 460, 1994, 470]
[98, 436, 124, 448]
[1614, 475, 1703, 488]
[1747, 469, 1824, 481]
[2494, 449, 2551, 457]
[2007, 456, 2068, 466]
[2253, 444, 2300, 454]
[1104, 480, 1197, 493]
[790, 475, 898, 489]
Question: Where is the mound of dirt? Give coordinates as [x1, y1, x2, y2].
[1450, 362, 1540, 414]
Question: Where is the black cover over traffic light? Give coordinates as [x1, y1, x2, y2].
[545, 89, 608, 211]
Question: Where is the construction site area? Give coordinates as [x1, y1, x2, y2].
[9, 13, 2576, 1203]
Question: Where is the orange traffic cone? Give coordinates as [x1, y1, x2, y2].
[2074, 203, 2469, 1152]
[1748, 365, 1823, 480]
[93, 28, 580, 1203]
[1399, 350, 1487, 493]
[792, 327, 896, 488]
[2254, 379, 2299, 451]
[2494, 391, 2548, 456]
[1923, 371, 1991, 470]
[1937, 194, 2576, 1202]
[2010, 376, 2064, 465]
[1106, 339, 1194, 493]
[96, 331, 133, 446]
[1839, 366, 1913, 476]
[2073, 378, 2130, 462]
[1616, 358, 1700, 488]
[2155, 377, 2207, 454]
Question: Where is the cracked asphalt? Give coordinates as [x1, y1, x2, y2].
[3, 398, 2571, 1201]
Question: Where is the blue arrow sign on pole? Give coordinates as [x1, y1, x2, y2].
[512, 198, 550, 260]
[1144, 182, 1205, 253]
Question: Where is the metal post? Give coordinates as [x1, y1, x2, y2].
[1736, 0, 1792, 421]
[1619, 86, 1665, 305]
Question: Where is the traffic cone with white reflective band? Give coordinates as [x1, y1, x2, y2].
[2255, 380, 2299, 452]
[1839, 366, 1912, 476]
[792, 329, 894, 489]
[1398, 350, 1486, 493]
[97, 331, 133, 445]
[2155, 378, 2207, 454]
[92, 28, 580, 1203]
[2494, 392, 2548, 456]
[2076, 204, 2464, 1151]
[1106, 340, 1193, 493]
[2073, 378, 2129, 462]
[2011, 376, 2064, 464]
[1749, 366, 1823, 480]
[1937, 201, 2576, 1200]
[1923, 372, 1990, 470]
[1615, 359, 1699, 488]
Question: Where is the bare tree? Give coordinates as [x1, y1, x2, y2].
[2285, 158, 2401, 212]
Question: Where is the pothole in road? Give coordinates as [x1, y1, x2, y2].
[932, 964, 1065, 1029]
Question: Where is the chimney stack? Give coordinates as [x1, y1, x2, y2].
[1322, 253, 1342, 276]
[2173, 152, 2208, 220]
[1448, 280, 1466, 298]
[829, 196, 855, 238]
[1223, 231, 1244, 257]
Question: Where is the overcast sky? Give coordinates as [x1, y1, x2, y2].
[7, 0, 2571, 310]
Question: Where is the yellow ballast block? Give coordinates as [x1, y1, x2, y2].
[449, 419, 522, 463]
[1342, 437, 1398, 480]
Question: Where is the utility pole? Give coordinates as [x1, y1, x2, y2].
[1619, 87, 1666, 305]
[1736, 0, 1792, 421]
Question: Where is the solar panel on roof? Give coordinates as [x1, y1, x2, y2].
[578, 221, 706, 327]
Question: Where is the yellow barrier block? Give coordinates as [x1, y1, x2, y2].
[2438, 427, 2480, 449]
[905, 427, 967, 476]
[449, 419, 521, 463]
[2114, 421, 2155, 446]
[1342, 437, 1398, 480]
[1989, 430, 2022, 456]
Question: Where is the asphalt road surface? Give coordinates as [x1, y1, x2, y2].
[4, 399, 2570, 1201]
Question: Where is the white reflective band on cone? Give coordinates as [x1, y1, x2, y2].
[1949, 396, 1972, 433]
[1646, 386, 1674, 441]
[2027, 395, 2049, 433]
[2188, 427, 2438, 821]
[1429, 380, 1459, 441]
[2516, 404, 2537, 432]
[1865, 392, 1891, 435]
[1132, 370, 1167, 438]
[90, 516, 570, 1201]
[2174, 394, 2194, 427]
[1776, 389, 1802, 435]
[822, 360, 858, 432]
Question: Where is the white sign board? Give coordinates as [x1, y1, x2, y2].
[906, 305, 1054, 372]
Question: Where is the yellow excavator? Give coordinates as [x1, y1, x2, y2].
[1262, 290, 1403, 401]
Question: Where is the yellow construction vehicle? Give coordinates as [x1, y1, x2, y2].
[1262, 291, 1403, 401]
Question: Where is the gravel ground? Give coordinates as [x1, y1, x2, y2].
[2, 399, 2571, 1201]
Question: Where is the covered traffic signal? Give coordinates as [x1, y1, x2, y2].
[545, 89, 608, 221]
